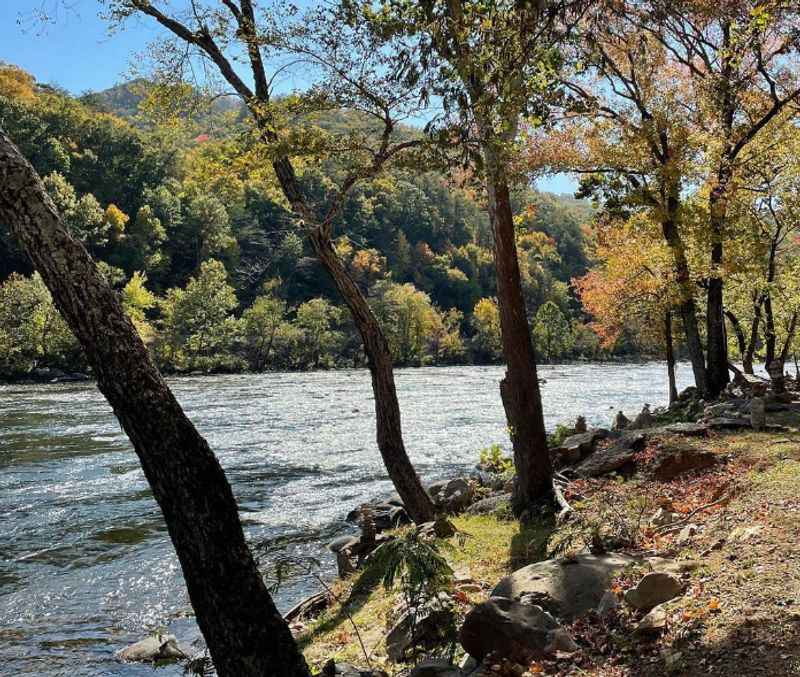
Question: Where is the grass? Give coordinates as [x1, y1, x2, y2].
[299, 421, 800, 676]
[298, 513, 556, 671]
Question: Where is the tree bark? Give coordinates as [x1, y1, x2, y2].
[661, 209, 707, 394]
[665, 311, 678, 404]
[308, 228, 436, 523]
[705, 227, 729, 398]
[0, 129, 310, 677]
[482, 144, 553, 515]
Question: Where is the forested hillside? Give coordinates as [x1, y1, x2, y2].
[0, 65, 599, 377]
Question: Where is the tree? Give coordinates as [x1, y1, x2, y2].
[157, 259, 242, 372]
[0, 63, 37, 101]
[471, 297, 503, 362]
[121, 271, 157, 342]
[575, 213, 682, 401]
[0, 272, 79, 376]
[128, 204, 168, 275]
[373, 0, 585, 514]
[241, 283, 288, 371]
[112, 0, 436, 523]
[294, 297, 343, 369]
[372, 281, 444, 366]
[43, 171, 109, 249]
[533, 301, 573, 362]
[0, 128, 310, 677]
[548, 9, 710, 394]
[640, 0, 800, 396]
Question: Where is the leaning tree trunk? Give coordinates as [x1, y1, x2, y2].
[482, 145, 552, 516]
[0, 129, 310, 677]
[266, 154, 435, 523]
[665, 311, 678, 405]
[309, 227, 436, 523]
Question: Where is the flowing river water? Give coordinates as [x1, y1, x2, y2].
[0, 363, 692, 675]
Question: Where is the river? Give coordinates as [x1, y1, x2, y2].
[0, 362, 691, 675]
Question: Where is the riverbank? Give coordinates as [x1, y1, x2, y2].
[294, 410, 800, 675]
[0, 364, 695, 675]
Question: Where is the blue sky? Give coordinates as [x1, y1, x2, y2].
[0, 1, 576, 193]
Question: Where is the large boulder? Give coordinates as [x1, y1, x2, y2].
[648, 446, 717, 481]
[551, 429, 609, 466]
[346, 502, 410, 532]
[429, 477, 475, 513]
[624, 572, 684, 611]
[459, 597, 566, 664]
[491, 552, 637, 622]
[574, 433, 647, 478]
[116, 633, 188, 664]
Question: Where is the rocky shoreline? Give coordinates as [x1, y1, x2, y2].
[116, 372, 800, 676]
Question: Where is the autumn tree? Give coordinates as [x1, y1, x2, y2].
[639, 0, 800, 396]
[575, 213, 681, 402]
[541, 7, 710, 394]
[0, 129, 310, 677]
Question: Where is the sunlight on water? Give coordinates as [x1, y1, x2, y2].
[0, 363, 691, 675]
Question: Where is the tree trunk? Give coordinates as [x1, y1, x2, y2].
[665, 311, 678, 405]
[706, 172, 731, 398]
[661, 211, 707, 394]
[743, 299, 762, 375]
[725, 309, 746, 364]
[482, 145, 552, 516]
[308, 228, 436, 523]
[0, 129, 310, 677]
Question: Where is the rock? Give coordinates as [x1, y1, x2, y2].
[329, 535, 360, 553]
[465, 493, 512, 516]
[630, 404, 654, 430]
[460, 654, 480, 674]
[386, 594, 454, 662]
[706, 417, 751, 430]
[596, 590, 619, 615]
[635, 604, 668, 634]
[552, 430, 609, 466]
[730, 525, 763, 542]
[321, 660, 388, 677]
[574, 432, 646, 478]
[612, 410, 630, 431]
[574, 416, 587, 434]
[116, 633, 188, 663]
[658, 422, 709, 437]
[429, 477, 475, 513]
[459, 597, 565, 664]
[649, 508, 680, 528]
[624, 572, 683, 611]
[677, 524, 699, 544]
[491, 552, 637, 622]
[409, 659, 462, 677]
[545, 627, 579, 654]
[417, 517, 457, 539]
[346, 503, 409, 532]
[649, 447, 717, 480]
[751, 397, 766, 432]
